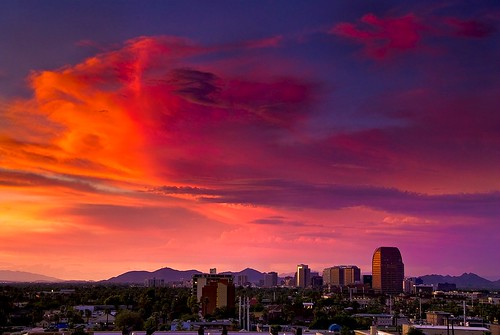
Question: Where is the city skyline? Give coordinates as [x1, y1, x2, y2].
[1, 1, 499, 281]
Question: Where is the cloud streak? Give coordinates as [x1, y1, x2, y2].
[154, 182, 500, 220]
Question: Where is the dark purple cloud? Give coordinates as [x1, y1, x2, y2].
[0, 168, 110, 193]
[251, 216, 306, 226]
[445, 17, 496, 38]
[153, 181, 500, 220]
[167, 68, 220, 104]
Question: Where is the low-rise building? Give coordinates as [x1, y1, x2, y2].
[426, 311, 452, 326]
[402, 324, 489, 335]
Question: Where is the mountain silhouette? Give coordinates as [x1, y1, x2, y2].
[104, 267, 268, 284]
[105, 267, 202, 283]
[419, 272, 500, 289]
[0, 270, 63, 282]
[219, 267, 265, 283]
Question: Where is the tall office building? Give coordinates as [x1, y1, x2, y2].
[323, 265, 360, 286]
[192, 273, 235, 315]
[372, 247, 404, 294]
[296, 264, 310, 288]
[344, 266, 361, 285]
[200, 278, 235, 316]
[323, 266, 344, 286]
[311, 275, 323, 288]
[263, 272, 278, 288]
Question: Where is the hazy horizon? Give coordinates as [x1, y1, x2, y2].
[2, 265, 500, 283]
[1, 1, 499, 281]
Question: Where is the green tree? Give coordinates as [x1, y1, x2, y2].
[0, 294, 13, 326]
[187, 295, 199, 315]
[105, 295, 122, 311]
[144, 315, 158, 335]
[115, 310, 144, 332]
[341, 326, 353, 335]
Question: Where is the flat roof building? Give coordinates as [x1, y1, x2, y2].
[402, 324, 489, 335]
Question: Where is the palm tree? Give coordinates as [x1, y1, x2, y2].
[105, 308, 111, 329]
[202, 297, 209, 318]
[84, 309, 92, 325]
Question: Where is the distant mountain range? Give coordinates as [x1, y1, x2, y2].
[0, 270, 62, 283]
[106, 267, 202, 283]
[2, 268, 500, 290]
[220, 268, 265, 282]
[105, 267, 265, 284]
[420, 273, 500, 289]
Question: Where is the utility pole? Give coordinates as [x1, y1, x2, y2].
[419, 297, 422, 323]
[463, 301, 466, 326]
[247, 296, 250, 331]
[239, 296, 242, 330]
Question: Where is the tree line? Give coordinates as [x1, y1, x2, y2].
[1, 283, 499, 335]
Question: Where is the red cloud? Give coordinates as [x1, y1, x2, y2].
[331, 13, 424, 59]
[329, 14, 423, 59]
[330, 11, 497, 60]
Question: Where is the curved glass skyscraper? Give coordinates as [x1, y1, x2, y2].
[372, 247, 404, 294]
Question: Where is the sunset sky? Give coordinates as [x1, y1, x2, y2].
[1, 0, 499, 281]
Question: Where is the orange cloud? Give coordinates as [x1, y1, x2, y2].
[0, 35, 319, 279]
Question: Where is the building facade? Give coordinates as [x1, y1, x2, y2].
[372, 247, 404, 294]
[192, 273, 235, 316]
[263, 272, 278, 288]
[144, 277, 165, 287]
[296, 264, 310, 288]
[344, 266, 361, 285]
[323, 265, 361, 286]
[236, 274, 248, 286]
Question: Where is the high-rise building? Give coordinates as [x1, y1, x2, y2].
[403, 277, 422, 293]
[263, 272, 278, 288]
[192, 273, 235, 315]
[311, 275, 323, 288]
[344, 266, 361, 285]
[236, 274, 248, 286]
[144, 277, 165, 287]
[372, 247, 404, 294]
[363, 274, 372, 287]
[200, 278, 235, 316]
[323, 266, 343, 286]
[323, 265, 361, 286]
[296, 264, 310, 288]
[403, 277, 416, 293]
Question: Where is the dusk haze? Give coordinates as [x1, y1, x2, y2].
[0, 0, 499, 281]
